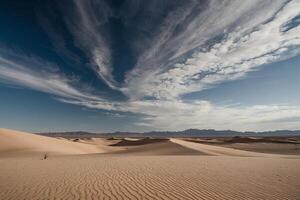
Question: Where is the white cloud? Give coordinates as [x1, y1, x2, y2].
[1, 0, 300, 131]
[125, 101, 300, 131]
[65, 98, 300, 131]
[62, 0, 118, 89]
[0, 51, 103, 102]
[1, 50, 300, 131]
[123, 0, 300, 100]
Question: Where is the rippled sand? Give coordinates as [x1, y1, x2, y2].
[0, 128, 299, 200]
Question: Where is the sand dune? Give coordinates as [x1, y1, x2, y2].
[0, 128, 299, 200]
[111, 137, 169, 146]
[0, 128, 103, 157]
[222, 142, 300, 155]
[171, 138, 265, 156]
[114, 140, 207, 155]
[171, 138, 299, 158]
[183, 137, 300, 155]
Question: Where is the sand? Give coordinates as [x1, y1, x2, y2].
[0, 128, 299, 200]
[0, 128, 106, 157]
[171, 138, 299, 158]
[220, 142, 300, 155]
[184, 137, 300, 155]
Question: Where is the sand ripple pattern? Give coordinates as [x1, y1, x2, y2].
[0, 156, 299, 200]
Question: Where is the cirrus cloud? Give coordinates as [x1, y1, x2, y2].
[0, 0, 300, 131]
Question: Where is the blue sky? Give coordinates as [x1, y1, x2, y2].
[0, 0, 300, 132]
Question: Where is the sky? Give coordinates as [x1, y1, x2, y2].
[0, 0, 300, 133]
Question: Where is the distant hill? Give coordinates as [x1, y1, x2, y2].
[37, 129, 300, 138]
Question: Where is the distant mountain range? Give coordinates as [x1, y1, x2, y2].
[38, 129, 300, 138]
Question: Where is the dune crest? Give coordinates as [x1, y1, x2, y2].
[0, 128, 102, 156]
[170, 138, 300, 158]
[0, 128, 299, 200]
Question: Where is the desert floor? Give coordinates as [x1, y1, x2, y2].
[0, 128, 299, 200]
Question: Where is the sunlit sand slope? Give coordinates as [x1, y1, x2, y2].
[171, 138, 299, 158]
[0, 129, 299, 200]
[0, 128, 102, 156]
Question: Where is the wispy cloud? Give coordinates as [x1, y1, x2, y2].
[1, 0, 300, 131]
[0, 50, 102, 102]
[126, 101, 300, 131]
[61, 0, 118, 89]
[63, 98, 300, 131]
[124, 0, 300, 100]
[37, 9, 82, 66]
[1, 49, 300, 131]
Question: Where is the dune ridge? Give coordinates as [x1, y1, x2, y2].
[0, 128, 103, 156]
[0, 128, 299, 200]
[171, 138, 300, 158]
